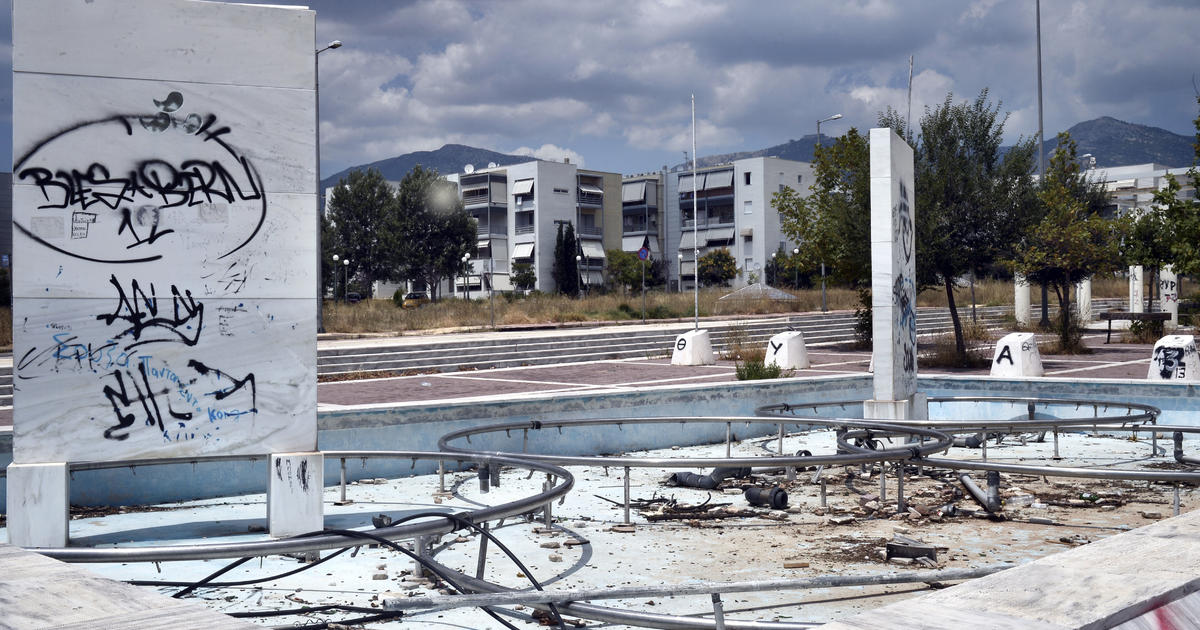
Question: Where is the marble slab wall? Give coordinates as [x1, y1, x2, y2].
[11, 0, 318, 463]
[868, 128, 917, 402]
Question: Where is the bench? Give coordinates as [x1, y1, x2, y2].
[1098, 311, 1170, 343]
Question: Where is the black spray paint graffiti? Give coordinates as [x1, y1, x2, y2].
[892, 180, 916, 380]
[100, 356, 257, 442]
[96, 274, 203, 350]
[1151, 345, 1191, 380]
[13, 92, 267, 264]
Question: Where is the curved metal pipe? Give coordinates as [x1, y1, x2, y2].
[34, 451, 574, 563]
[1174, 432, 1200, 466]
[958, 471, 1000, 513]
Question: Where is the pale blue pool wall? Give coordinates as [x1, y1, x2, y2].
[2, 374, 1199, 509]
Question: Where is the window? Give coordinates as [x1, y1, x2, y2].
[553, 187, 569, 194]
[744, 200, 753, 214]
[778, 184, 786, 193]
[744, 171, 751, 185]
[797, 174, 803, 184]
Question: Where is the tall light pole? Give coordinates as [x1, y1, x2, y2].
[677, 253, 683, 293]
[691, 94, 699, 331]
[793, 247, 800, 290]
[331, 254, 350, 302]
[816, 113, 842, 149]
[1035, 0, 1050, 329]
[770, 252, 776, 286]
[462, 252, 471, 300]
[315, 39, 342, 333]
[575, 254, 583, 298]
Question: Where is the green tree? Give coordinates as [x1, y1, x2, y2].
[1010, 133, 1128, 349]
[774, 128, 871, 286]
[698, 248, 737, 287]
[879, 90, 1038, 363]
[395, 165, 474, 301]
[511, 262, 537, 292]
[325, 167, 401, 298]
[552, 222, 580, 296]
[1157, 95, 1200, 277]
[1123, 201, 1173, 308]
[605, 249, 653, 293]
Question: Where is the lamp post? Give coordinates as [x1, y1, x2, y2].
[691, 94, 699, 331]
[793, 247, 800, 290]
[331, 254, 350, 302]
[678, 253, 683, 293]
[462, 252, 471, 300]
[770, 252, 776, 286]
[816, 113, 842, 149]
[820, 261, 827, 312]
[488, 257, 495, 328]
[315, 39, 342, 333]
[575, 254, 583, 298]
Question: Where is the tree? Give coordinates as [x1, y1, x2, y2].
[325, 168, 402, 297]
[698, 248, 737, 287]
[774, 128, 871, 287]
[1010, 133, 1128, 349]
[1157, 95, 1200, 277]
[395, 165, 475, 301]
[511, 262, 537, 291]
[605, 249, 653, 293]
[552, 222, 580, 296]
[878, 90, 1038, 364]
[1123, 201, 1173, 308]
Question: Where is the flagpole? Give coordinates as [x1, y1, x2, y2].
[691, 93, 699, 331]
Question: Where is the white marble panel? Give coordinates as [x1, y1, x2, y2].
[990, 332, 1044, 377]
[1129, 265, 1144, 313]
[267, 452, 325, 538]
[12, 297, 316, 463]
[5, 462, 70, 547]
[1148, 335, 1199, 383]
[13, 73, 315, 196]
[13, 0, 315, 90]
[868, 128, 916, 403]
[1160, 266, 1179, 329]
[670, 330, 715, 366]
[1014, 275, 1031, 326]
[1076, 279, 1093, 323]
[765, 331, 809, 370]
[12, 189, 316, 299]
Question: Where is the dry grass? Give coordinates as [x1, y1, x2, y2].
[0, 307, 10, 351]
[920, 318, 997, 368]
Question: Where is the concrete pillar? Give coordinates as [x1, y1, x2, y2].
[865, 127, 926, 420]
[1160, 266, 1179, 330]
[267, 452, 325, 538]
[1129, 265, 1144, 313]
[1015, 274, 1031, 327]
[990, 332, 1044, 377]
[1076, 278, 1092, 324]
[765, 331, 809, 369]
[670, 329, 715, 365]
[6, 462, 70, 548]
[1148, 335, 1199, 382]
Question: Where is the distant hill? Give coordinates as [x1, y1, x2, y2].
[1042, 117, 1194, 168]
[320, 144, 530, 190]
[669, 117, 1194, 172]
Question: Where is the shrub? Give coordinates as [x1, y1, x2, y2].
[736, 358, 784, 380]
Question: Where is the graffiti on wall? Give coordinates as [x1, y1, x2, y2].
[892, 180, 916, 392]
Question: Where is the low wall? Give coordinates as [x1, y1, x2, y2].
[2, 373, 1199, 510]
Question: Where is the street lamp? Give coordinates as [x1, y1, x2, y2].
[770, 252, 777, 286]
[315, 39, 342, 333]
[462, 252, 471, 300]
[575, 254, 583, 298]
[793, 247, 800, 290]
[678, 253, 684, 293]
[342, 258, 350, 302]
[816, 113, 842, 149]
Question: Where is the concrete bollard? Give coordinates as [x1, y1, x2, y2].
[1015, 274, 1031, 327]
[1148, 335, 1200, 382]
[765, 331, 809, 369]
[990, 332, 1043, 377]
[671, 329, 715, 365]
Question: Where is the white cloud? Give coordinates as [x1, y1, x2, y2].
[511, 144, 587, 167]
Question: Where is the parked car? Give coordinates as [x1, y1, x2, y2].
[345, 292, 362, 304]
[402, 291, 430, 309]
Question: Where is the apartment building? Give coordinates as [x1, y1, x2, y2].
[664, 156, 813, 290]
[1084, 162, 1197, 216]
[619, 173, 664, 260]
[450, 159, 622, 296]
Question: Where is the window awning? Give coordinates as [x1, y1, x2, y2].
[580, 242, 606, 259]
[704, 170, 733, 189]
[679, 230, 699, 250]
[578, 183, 603, 195]
[512, 179, 534, 196]
[706, 228, 734, 244]
[622, 181, 646, 203]
[512, 242, 535, 259]
[461, 184, 488, 194]
[647, 238, 661, 255]
[677, 174, 696, 193]
[477, 238, 491, 249]
[681, 261, 696, 276]
[622, 235, 644, 252]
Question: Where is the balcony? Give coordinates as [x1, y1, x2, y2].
[577, 224, 603, 238]
[514, 224, 535, 235]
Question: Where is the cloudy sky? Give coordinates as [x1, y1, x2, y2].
[1, 0, 1198, 177]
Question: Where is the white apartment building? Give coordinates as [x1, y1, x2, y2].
[664, 156, 814, 290]
[450, 159, 621, 296]
[619, 173, 664, 260]
[1084, 162, 1197, 216]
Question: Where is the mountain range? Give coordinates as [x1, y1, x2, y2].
[321, 117, 1195, 190]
